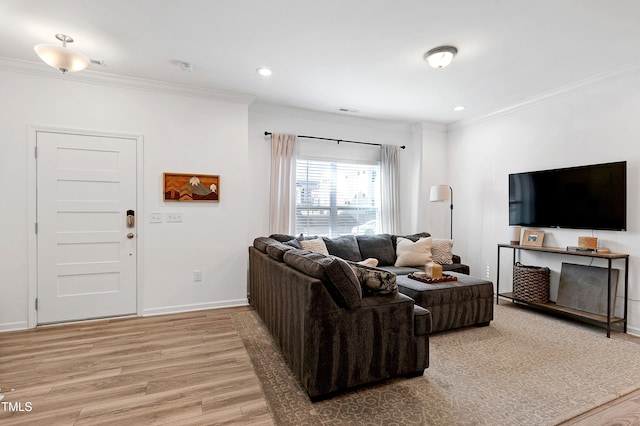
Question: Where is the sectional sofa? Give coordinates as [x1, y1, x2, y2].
[248, 232, 494, 399]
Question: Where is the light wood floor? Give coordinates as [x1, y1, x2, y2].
[1, 307, 637, 425]
[0, 307, 273, 425]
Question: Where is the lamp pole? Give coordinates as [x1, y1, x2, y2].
[449, 186, 453, 240]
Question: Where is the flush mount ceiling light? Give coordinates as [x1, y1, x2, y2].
[453, 105, 465, 111]
[34, 34, 91, 73]
[423, 46, 458, 69]
[256, 66, 272, 76]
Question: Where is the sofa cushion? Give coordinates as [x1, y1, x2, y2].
[253, 237, 280, 253]
[283, 249, 361, 309]
[356, 234, 396, 266]
[322, 235, 362, 262]
[348, 261, 397, 295]
[300, 237, 329, 254]
[266, 242, 294, 261]
[395, 237, 433, 267]
[268, 233, 296, 243]
[431, 238, 454, 265]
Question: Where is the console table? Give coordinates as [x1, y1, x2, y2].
[496, 244, 629, 337]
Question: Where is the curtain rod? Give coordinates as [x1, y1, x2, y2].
[264, 131, 406, 149]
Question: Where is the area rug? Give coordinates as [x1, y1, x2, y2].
[232, 304, 640, 425]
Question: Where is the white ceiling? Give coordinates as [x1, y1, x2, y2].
[2, 0, 640, 124]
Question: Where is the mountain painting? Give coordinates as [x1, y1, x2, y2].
[164, 173, 220, 202]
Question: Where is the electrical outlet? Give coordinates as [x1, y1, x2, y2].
[193, 270, 202, 282]
[150, 212, 163, 223]
[485, 263, 491, 279]
[167, 212, 183, 222]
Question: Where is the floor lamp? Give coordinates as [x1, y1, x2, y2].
[429, 185, 453, 239]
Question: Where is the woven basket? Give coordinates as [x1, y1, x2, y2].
[513, 262, 550, 303]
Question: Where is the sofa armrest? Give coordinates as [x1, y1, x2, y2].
[413, 304, 432, 336]
[452, 254, 461, 264]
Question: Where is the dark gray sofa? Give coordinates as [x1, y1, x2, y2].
[249, 237, 431, 400]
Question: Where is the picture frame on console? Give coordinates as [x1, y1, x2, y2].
[521, 230, 544, 247]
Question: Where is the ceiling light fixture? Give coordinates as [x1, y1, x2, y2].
[424, 46, 458, 69]
[256, 67, 272, 77]
[34, 34, 91, 74]
[453, 105, 465, 111]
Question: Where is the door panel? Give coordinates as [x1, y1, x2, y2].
[37, 132, 137, 324]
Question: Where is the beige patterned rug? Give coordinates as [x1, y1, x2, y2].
[232, 304, 640, 426]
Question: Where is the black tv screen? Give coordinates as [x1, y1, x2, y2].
[509, 161, 626, 231]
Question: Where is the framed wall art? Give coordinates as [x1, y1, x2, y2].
[521, 229, 544, 247]
[163, 173, 219, 202]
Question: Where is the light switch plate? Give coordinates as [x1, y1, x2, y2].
[166, 212, 183, 222]
[150, 212, 163, 223]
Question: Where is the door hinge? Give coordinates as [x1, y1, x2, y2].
[35, 222, 38, 234]
[35, 298, 38, 310]
[34, 146, 38, 158]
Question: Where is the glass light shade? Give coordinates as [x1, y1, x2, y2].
[34, 44, 90, 73]
[429, 185, 451, 202]
[427, 51, 454, 68]
[424, 46, 458, 69]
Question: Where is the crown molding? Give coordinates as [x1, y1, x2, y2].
[449, 60, 640, 132]
[0, 56, 256, 105]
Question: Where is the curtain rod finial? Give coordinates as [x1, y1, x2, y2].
[400, 146, 406, 149]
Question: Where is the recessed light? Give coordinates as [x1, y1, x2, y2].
[256, 67, 272, 76]
[453, 105, 465, 111]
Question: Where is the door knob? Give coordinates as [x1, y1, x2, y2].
[127, 233, 134, 239]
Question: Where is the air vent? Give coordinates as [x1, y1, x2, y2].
[338, 108, 359, 113]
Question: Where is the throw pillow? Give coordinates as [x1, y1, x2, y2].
[395, 236, 433, 267]
[358, 258, 379, 267]
[322, 235, 362, 261]
[282, 250, 361, 309]
[356, 234, 396, 266]
[431, 238, 454, 265]
[300, 237, 329, 255]
[349, 262, 397, 295]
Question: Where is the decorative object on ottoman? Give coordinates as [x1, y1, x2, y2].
[512, 262, 550, 303]
[425, 262, 443, 278]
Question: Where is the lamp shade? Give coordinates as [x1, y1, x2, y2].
[424, 46, 458, 69]
[429, 185, 451, 202]
[34, 44, 90, 73]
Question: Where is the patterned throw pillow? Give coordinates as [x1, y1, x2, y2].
[394, 236, 433, 267]
[348, 262, 397, 295]
[431, 238, 454, 265]
[300, 237, 329, 255]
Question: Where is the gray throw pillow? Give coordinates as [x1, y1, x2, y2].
[283, 249, 362, 309]
[356, 234, 396, 266]
[322, 235, 362, 262]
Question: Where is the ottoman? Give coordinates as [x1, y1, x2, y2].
[397, 272, 494, 333]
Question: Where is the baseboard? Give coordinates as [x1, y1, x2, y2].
[626, 325, 640, 337]
[0, 321, 29, 332]
[142, 298, 249, 317]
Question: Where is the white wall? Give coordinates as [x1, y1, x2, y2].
[248, 103, 429, 238]
[0, 65, 250, 330]
[447, 69, 640, 334]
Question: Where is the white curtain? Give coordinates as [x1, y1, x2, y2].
[380, 144, 401, 234]
[269, 133, 297, 235]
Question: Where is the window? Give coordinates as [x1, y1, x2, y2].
[295, 159, 381, 237]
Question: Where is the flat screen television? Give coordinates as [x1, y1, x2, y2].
[509, 161, 626, 231]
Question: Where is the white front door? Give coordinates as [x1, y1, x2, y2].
[36, 131, 137, 324]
